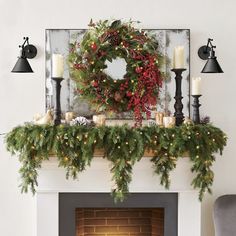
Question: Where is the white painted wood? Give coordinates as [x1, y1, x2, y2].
[178, 192, 201, 236]
[37, 157, 201, 236]
[37, 193, 58, 236]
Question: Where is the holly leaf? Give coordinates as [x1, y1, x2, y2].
[88, 19, 95, 27]
[110, 20, 121, 29]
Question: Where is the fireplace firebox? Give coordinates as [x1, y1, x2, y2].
[59, 193, 178, 236]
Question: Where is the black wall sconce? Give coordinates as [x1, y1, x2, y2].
[198, 38, 223, 73]
[12, 37, 37, 73]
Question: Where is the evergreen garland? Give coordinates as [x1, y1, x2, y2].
[5, 123, 227, 202]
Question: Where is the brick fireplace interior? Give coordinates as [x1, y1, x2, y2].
[76, 208, 164, 236]
[59, 193, 178, 236]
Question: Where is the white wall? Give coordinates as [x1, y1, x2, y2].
[0, 0, 235, 235]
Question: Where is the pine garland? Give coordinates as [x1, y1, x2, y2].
[5, 123, 227, 202]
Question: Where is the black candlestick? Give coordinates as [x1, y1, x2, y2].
[52, 77, 64, 125]
[192, 95, 201, 124]
[171, 68, 186, 126]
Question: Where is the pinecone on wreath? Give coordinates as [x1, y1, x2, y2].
[114, 91, 123, 102]
[107, 31, 121, 46]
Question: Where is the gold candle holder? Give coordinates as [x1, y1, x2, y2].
[163, 116, 176, 128]
[65, 112, 75, 123]
[93, 114, 106, 126]
[155, 112, 164, 126]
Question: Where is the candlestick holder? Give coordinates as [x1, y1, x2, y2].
[192, 95, 201, 124]
[52, 77, 64, 125]
[171, 68, 186, 126]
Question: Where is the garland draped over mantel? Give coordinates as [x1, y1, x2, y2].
[5, 123, 227, 202]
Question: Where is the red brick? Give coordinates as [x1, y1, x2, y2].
[107, 218, 128, 225]
[129, 218, 151, 225]
[84, 210, 95, 218]
[118, 226, 141, 233]
[84, 226, 95, 233]
[84, 219, 106, 225]
[95, 226, 118, 233]
[118, 211, 140, 217]
[96, 210, 118, 218]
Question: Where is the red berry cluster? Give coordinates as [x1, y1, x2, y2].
[127, 52, 162, 126]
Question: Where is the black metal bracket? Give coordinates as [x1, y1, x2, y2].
[198, 38, 216, 60]
[19, 37, 37, 59]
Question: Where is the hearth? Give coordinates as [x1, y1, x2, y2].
[59, 193, 178, 236]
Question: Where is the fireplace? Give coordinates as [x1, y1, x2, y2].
[76, 208, 164, 236]
[59, 193, 178, 236]
[37, 157, 201, 236]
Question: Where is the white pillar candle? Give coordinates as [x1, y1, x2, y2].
[192, 77, 202, 95]
[173, 46, 185, 69]
[52, 54, 64, 78]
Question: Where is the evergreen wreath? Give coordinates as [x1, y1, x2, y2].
[68, 20, 163, 125]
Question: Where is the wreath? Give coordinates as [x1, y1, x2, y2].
[68, 19, 163, 125]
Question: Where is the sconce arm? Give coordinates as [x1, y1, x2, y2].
[18, 37, 37, 59]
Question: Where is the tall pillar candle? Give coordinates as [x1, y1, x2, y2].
[173, 46, 185, 69]
[52, 54, 64, 78]
[192, 77, 202, 95]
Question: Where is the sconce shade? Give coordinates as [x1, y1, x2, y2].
[201, 57, 223, 73]
[11, 57, 33, 73]
[198, 38, 223, 74]
[11, 37, 37, 73]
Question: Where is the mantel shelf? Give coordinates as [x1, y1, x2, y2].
[49, 149, 189, 158]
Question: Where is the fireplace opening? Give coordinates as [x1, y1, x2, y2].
[59, 193, 178, 236]
[76, 208, 164, 236]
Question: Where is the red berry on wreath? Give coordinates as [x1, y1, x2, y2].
[74, 63, 84, 70]
[126, 91, 132, 97]
[91, 42, 97, 51]
[135, 66, 143, 73]
[143, 71, 149, 77]
[92, 81, 98, 87]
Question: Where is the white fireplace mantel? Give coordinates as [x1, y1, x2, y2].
[37, 157, 201, 236]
